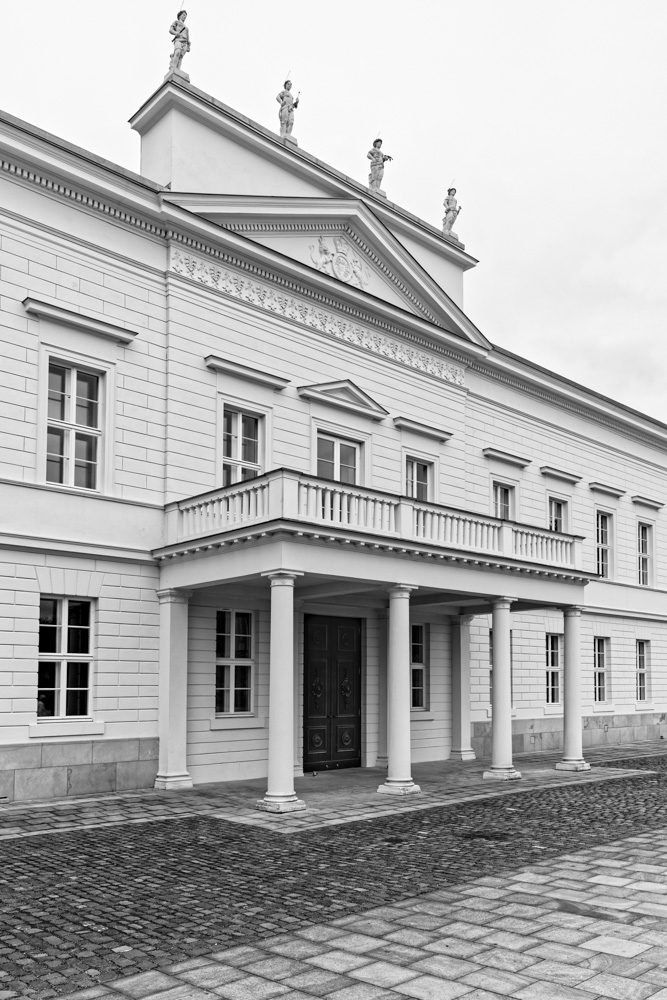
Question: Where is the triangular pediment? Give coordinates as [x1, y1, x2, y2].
[297, 380, 389, 420]
[165, 194, 489, 350]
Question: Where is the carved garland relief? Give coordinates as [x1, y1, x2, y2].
[170, 248, 465, 388]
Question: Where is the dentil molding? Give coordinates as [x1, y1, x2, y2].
[169, 248, 465, 388]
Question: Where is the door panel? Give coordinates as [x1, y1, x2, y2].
[304, 615, 362, 771]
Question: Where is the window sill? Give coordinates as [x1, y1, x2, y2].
[29, 720, 105, 738]
[209, 716, 266, 731]
[411, 711, 435, 721]
[543, 704, 563, 716]
[636, 702, 655, 713]
[591, 703, 614, 713]
[486, 708, 519, 719]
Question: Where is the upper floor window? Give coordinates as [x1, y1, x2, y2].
[223, 409, 261, 486]
[596, 511, 611, 578]
[406, 459, 430, 502]
[317, 433, 358, 485]
[38, 597, 92, 718]
[215, 610, 253, 714]
[47, 362, 101, 490]
[493, 483, 512, 521]
[594, 636, 609, 703]
[636, 640, 649, 702]
[548, 498, 566, 533]
[411, 624, 427, 709]
[545, 633, 562, 704]
[638, 523, 652, 587]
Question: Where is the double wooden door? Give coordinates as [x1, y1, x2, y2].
[303, 615, 362, 771]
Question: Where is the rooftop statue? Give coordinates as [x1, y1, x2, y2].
[169, 10, 191, 75]
[276, 81, 299, 139]
[367, 139, 392, 195]
[443, 188, 461, 237]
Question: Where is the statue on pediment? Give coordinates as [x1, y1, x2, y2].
[367, 139, 392, 194]
[443, 188, 461, 236]
[276, 80, 300, 138]
[169, 10, 191, 73]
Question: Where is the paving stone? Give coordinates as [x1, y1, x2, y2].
[410, 954, 480, 979]
[582, 935, 651, 958]
[571, 972, 657, 999]
[324, 986, 395, 1000]
[177, 965, 245, 988]
[393, 976, 472, 999]
[214, 978, 290, 1000]
[347, 961, 419, 987]
[470, 947, 538, 973]
[423, 938, 488, 960]
[513, 985, 599, 1000]
[306, 952, 372, 974]
[329, 935, 385, 955]
[112, 972, 181, 997]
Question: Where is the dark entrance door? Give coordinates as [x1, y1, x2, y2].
[303, 615, 362, 771]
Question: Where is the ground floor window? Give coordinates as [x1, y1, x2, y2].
[594, 637, 609, 703]
[411, 624, 427, 709]
[636, 640, 649, 702]
[38, 597, 92, 718]
[216, 610, 253, 714]
[545, 633, 562, 704]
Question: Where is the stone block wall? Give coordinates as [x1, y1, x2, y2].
[0, 738, 158, 803]
[470, 712, 667, 759]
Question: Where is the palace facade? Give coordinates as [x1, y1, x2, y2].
[1, 77, 665, 806]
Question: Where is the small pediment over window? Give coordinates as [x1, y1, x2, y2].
[297, 380, 389, 420]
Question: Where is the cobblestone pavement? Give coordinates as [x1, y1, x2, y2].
[4, 752, 667, 997]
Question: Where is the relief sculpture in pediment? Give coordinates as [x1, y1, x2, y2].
[309, 236, 370, 289]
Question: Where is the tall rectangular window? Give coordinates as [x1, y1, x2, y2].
[493, 483, 512, 520]
[596, 512, 611, 579]
[47, 362, 101, 490]
[222, 410, 261, 486]
[411, 624, 427, 709]
[38, 597, 92, 718]
[215, 610, 253, 714]
[406, 459, 430, 502]
[545, 634, 562, 704]
[638, 523, 651, 587]
[594, 637, 609, 703]
[636, 640, 649, 702]
[548, 498, 565, 533]
[317, 434, 358, 485]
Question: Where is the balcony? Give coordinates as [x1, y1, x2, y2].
[164, 470, 583, 571]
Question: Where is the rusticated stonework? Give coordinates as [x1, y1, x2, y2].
[170, 248, 465, 387]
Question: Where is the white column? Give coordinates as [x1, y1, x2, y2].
[556, 607, 590, 771]
[483, 598, 521, 781]
[155, 589, 193, 790]
[256, 572, 306, 813]
[378, 585, 421, 795]
[451, 615, 476, 761]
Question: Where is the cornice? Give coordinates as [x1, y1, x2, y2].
[482, 447, 531, 469]
[205, 355, 290, 389]
[23, 297, 139, 345]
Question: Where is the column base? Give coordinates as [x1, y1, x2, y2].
[450, 749, 476, 762]
[154, 772, 193, 790]
[255, 794, 306, 814]
[369, 187, 387, 198]
[555, 760, 591, 772]
[483, 767, 522, 781]
[164, 69, 191, 83]
[282, 135, 299, 147]
[377, 779, 421, 796]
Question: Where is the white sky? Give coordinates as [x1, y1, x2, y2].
[4, 1, 666, 422]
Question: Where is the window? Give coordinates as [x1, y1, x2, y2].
[411, 624, 427, 709]
[596, 511, 611, 578]
[493, 483, 512, 520]
[38, 597, 92, 718]
[47, 362, 101, 490]
[215, 610, 253, 714]
[594, 637, 609, 703]
[636, 640, 649, 702]
[545, 634, 562, 704]
[406, 459, 430, 502]
[548, 498, 566, 533]
[317, 434, 358, 485]
[222, 409, 261, 486]
[638, 523, 652, 586]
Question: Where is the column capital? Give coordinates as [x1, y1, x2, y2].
[388, 584, 418, 600]
[492, 597, 516, 611]
[564, 606, 584, 618]
[262, 570, 304, 587]
[459, 614, 476, 626]
[156, 588, 193, 604]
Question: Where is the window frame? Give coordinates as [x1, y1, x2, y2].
[593, 636, 610, 704]
[637, 522, 653, 587]
[405, 456, 432, 503]
[220, 405, 263, 486]
[545, 633, 562, 705]
[492, 481, 514, 521]
[37, 596, 94, 720]
[548, 496, 568, 533]
[595, 509, 613, 579]
[44, 357, 105, 493]
[215, 609, 255, 716]
[316, 432, 361, 486]
[636, 639, 649, 703]
[410, 623, 429, 711]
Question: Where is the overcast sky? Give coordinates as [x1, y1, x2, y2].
[4, 1, 666, 422]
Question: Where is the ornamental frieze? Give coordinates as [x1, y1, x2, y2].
[169, 248, 465, 388]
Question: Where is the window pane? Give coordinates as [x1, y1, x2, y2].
[66, 688, 89, 717]
[39, 599, 60, 653]
[234, 688, 251, 713]
[222, 463, 234, 487]
[416, 463, 429, 502]
[240, 467, 258, 481]
[38, 661, 58, 689]
[74, 434, 97, 489]
[223, 411, 235, 458]
[235, 612, 252, 659]
[75, 372, 99, 428]
[37, 691, 57, 718]
[38, 662, 58, 717]
[215, 663, 230, 713]
[235, 663, 251, 689]
[411, 668, 424, 708]
[48, 365, 67, 421]
[241, 416, 258, 464]
[317, 437, 335, 480]
[339, 443, 357, 485]
[67, 662, 89, 689]
[46, 427, 65, 484]
[216, 611, 231, 658]
[411, 624, 424, 663]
